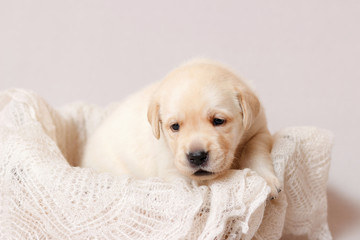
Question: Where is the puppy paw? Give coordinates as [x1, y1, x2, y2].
[265, 175, 282, 200]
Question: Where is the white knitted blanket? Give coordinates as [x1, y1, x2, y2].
[0, 89, 333, 240]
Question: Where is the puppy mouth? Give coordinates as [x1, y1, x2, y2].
[193, 169, 214, 176]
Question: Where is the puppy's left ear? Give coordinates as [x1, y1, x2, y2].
[147, 98, 161, 139]
[236, 88, 261, 130]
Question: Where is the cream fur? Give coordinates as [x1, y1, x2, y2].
[81, 59, 280, 198]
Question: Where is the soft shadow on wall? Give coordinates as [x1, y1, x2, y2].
[327, 187, 360, 239]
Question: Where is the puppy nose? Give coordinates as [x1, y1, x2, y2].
[187, 151, 208, 166]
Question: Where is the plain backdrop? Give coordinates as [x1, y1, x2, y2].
[1, 1, 359, 239]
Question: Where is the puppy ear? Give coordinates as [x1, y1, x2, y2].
[147, 98, 161, 139]
[237, 89, 261, 130]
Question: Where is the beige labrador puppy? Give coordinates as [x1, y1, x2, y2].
[81, 59, 280, 199]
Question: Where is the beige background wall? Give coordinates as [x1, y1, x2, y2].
[1, 1, 359, 238]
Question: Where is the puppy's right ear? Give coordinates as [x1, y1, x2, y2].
[147, 98, 161, 139]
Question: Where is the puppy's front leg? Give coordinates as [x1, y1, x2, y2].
[239, 130, 281, 200]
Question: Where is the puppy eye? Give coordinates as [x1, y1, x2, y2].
[170, 123, 180, 132]
[213, 118, 225, 126]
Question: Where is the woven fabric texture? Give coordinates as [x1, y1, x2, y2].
[0, 89, 332, 240]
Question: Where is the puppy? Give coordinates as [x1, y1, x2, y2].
[81, 59, 280, 199]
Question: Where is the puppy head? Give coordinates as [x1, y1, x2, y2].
[147, 60, 260, 180]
